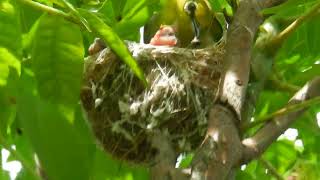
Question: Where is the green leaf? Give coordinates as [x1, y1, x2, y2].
[0, 0, 21, 138]
[17, 67, 94, 180]
[19, 0, 42, 33]
[78, 9, 147, 86]
[97, 0, 156, 41]
[97, 0, 117, 26]
[177, 153, 194, 168]
[31, 14, 84, 107]
[114, 5, 152, 40]
[0, 0, 22, 54]
[0, 48, 21, 86]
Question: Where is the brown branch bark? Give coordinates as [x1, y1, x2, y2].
[218, 0, 286, 120]
[189, 0, 288, 179]
[242, 77, 320, 163]
[191, 105, 242, 180]
[218, 0, 263, 120]
[150, 131, 189, 180]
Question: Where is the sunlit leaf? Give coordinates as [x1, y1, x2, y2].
[0, 0, 21, 138]
[17, 68, 94, 180]
[31, 14, 84, 107]
[0, 0, 22, 53]
[78, 9, 147, 86]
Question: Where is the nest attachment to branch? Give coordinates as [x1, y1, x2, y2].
[80, 42, 224, 165]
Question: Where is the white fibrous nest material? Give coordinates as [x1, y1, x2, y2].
[80, 42, 224, 164]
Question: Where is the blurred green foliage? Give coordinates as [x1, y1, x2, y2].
[0, 0, 319, 179]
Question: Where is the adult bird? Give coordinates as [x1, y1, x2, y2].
[144, 0, 223, 48]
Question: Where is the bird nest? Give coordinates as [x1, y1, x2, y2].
[80, 41, 224, 165]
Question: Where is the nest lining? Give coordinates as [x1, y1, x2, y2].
[80, 42, 224, 164]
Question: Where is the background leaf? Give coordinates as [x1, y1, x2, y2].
[17, 68, 94, 180]
[31, 14, 84, 107]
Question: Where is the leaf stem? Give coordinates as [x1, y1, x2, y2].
[242, 96, 320, 130]
[17, 0, 82, 27]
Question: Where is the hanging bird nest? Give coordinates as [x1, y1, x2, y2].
[80, 41, 225, 165]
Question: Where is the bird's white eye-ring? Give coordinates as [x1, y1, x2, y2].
[184, 1, 198, 15]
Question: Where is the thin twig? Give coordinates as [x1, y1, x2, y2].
[271, 1, 320, 46]
[242, 96, 320, 130]
[259, 158, 284, 180]
[269, 74, 300, 93]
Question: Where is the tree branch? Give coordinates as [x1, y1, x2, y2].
[191, 105, 242, 180]
[218, 0, 286, 121]
[241, 76, 320, 163]
[218, 0, 263, 120]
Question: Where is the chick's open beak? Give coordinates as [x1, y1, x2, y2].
[149, 25, 178, 46]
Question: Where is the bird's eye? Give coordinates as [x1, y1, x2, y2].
[168, 32, 174, 36]
[184, 1, 197, 15]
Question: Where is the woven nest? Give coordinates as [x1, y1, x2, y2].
[80, 41, 225, 165]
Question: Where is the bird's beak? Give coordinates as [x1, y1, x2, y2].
[184, 1, 201, 46]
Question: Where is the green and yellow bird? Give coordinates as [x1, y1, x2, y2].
[144, 0, 223, 48]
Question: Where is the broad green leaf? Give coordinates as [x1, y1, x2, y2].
[32, 14, 84, 107]
[110, 0, 127, 18]
[114, 6, 151, 40]
[98, 0, 157, 40]
[78, 9, 147, 86]
[0, 0, 21, 138]
[17, 68, 94, 180]
[0, 0, 22, 53]
[0, 0, 21, 83]
[97, 0, 117, 26]
[0, 48, 20, 86]
[19, 1, 42, 33]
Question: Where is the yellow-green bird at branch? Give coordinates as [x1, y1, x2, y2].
[144, 0, 223, 48]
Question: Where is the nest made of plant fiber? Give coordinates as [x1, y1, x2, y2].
[80, 42, 224, 165]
